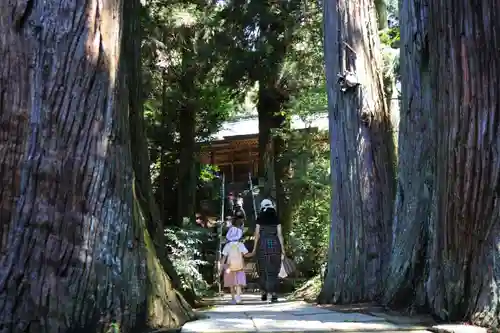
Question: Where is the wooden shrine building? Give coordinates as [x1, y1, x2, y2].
[199, 134, 258, 183]
[198, 113, 328, 183]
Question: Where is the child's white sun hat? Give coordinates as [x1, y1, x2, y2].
[226, 226, 243, 242]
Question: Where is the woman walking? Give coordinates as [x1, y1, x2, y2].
[250, 199, 286, 302]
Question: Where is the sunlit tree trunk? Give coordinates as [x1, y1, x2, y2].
[319, 0, 396, 303]
[0, 0, 193, 331]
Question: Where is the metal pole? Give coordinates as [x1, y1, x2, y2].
[214, 173, 225, 294]
[248, 172, 257, 221]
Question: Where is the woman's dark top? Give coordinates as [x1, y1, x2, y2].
[256, 208, 281, 254]
[256, 209, 280, 226]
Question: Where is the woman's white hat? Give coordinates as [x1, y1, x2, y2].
[260, 199, 275, 211]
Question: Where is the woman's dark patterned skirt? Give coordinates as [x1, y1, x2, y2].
[256, 236, 282, 293]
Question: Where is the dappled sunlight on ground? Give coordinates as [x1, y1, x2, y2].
[182, 294, 432, 332]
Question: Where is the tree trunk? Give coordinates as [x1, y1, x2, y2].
[128, 3, 164, 242]
[157, 82, 177, 226]
[158, 43, 171, 224]
[383, 0, 434, 310]
[257, 83, 289, 200]
[0, 0, 193, 331]
[175, 40, 197, 226]
[319, 0, 396, 303]
[124, 0, 197, 314]
[374, 0, 388, 30]
[257, 85, 273, 189]
[176, 103, 196, 226]
[429, 0, 500, 325]
[386, 0, 500, 327]
[273, 126, 293, 235]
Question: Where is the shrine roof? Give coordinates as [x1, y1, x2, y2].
[212, 112, 328, 140]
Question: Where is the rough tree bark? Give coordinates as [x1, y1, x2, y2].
[319, 0, 396, 303]
[124, 0, 196, 316]
[383, 0, 434, 310]
[386, 0, 500, 327]
[429, 0, 500, 325]
[0, 0, 193, 331]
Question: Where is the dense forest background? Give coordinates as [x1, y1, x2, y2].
[0, 0, 499, 332]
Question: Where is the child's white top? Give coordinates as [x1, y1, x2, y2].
[222, 241, 249, 256]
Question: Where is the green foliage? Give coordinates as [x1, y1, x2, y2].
[283, 130, 330, 277]
[106, 322, 120, 333]
[288, 85, 328, 117]
[199, 164, 219, 184]
[164, 223, 212, 296]
[141, 0, 329, 285]
[379, 26, 400, 48]
[214, 0, 325, 109]
[279, 1, 325, 97]
[141, 0, 241, 224]
[386, 0, 398, 17]
[379, 19, 401, 102]
[142, 0, 236, 138]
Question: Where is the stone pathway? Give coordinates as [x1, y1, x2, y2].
[181, 294, 440, 333]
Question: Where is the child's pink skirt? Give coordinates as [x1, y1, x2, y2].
[224, 270, 246, 287]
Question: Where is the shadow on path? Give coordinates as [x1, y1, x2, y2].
[182, 294, 433, 333]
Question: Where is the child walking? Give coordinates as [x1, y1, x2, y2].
[220, 221, 252, 304]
